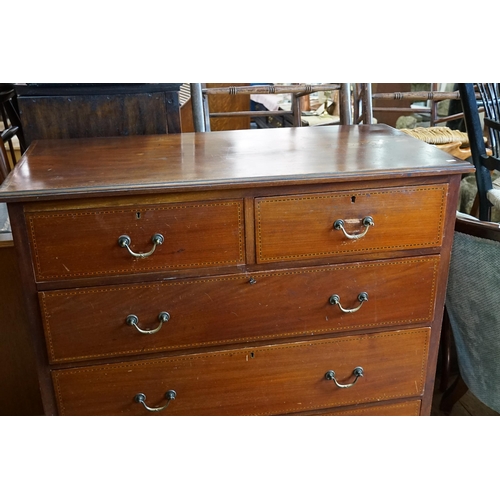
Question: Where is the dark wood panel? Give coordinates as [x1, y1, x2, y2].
[15, 84, 182, 97]
[15, 84, 182, 146]
[40, 257, 439, 363]
[165, 91, 181, 135]
[0, 126, 473, 203]
[19, 93, 171, 145]
[0, 242, 44, 415]
[52, 328, 430, 416]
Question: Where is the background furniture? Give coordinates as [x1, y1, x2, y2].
[205, 83, 252, 131]
[458, 83, 500, 221]
[0, 125, 471, 415]
[180, 83, 251, 132]
[1, 84, 26, 180]
[356, 83, 464, 127]
[0, 141, 9, 182]
[398, 127, 472, 161]
[190, 83, 347, 132]
[14, 83, 182, 147]
[440, 214, 500, 414]
[363, 83, 411, 127]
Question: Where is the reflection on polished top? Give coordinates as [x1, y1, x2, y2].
[0, 125, 471, 202]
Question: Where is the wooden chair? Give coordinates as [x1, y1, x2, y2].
[0, 84, 22, 240]
[0, 84, 26, 179]
[190, 83, 351, 132]
[458, 83, 500, 221]
[355, 83, 465, 127]
[440, 214, 500, 415]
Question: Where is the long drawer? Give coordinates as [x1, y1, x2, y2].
[40, 256, 439, 363]
[255, 184, 448, 263]
[52, 328, 430, 416]
[26, 199, 245, 281]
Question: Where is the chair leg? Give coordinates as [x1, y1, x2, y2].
[439, 373, 468, 415]
[0, 140, 10, 182]
[439, 307, 452, 392]
[291, 94, 302, 127]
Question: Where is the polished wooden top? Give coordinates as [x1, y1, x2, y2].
[0, 125, 472, 202]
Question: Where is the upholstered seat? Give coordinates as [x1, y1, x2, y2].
[442, 214, 500, 413]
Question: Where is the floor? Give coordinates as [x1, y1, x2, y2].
[432, 382, 500, 416]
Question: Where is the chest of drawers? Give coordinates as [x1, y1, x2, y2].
[0, 125, 472, 416]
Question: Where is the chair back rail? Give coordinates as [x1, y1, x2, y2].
[356, 83, 471, 126]
[190, 83, 348, 132]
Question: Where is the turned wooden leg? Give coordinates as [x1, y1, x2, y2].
[440, 373, 468, 415]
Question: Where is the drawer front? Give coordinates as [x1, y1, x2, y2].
[40, 256, 439, 363]
[316, 400, 421, 416]
[52, 328, 430, 416]
[27, 200, 245, 281]
[255, 184, 448, 263]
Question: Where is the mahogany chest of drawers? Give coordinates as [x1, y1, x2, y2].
[0, 125, 472, 416]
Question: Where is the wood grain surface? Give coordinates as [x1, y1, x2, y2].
[40, 256, 439, 363]
[52, 328, 430, 416]
[0, 125, 472, 203]
[27, 199, 245, 281]
[255, 184, 448, 262]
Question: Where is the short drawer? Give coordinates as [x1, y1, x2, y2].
[255, 184, 448, 263]
[26, 199, 245, 281]
[40, 256, 439, 363]
[52, 328, 430, 416]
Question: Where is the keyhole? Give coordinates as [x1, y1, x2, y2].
[250, 352, 255, 358]
[351, 196, 356, 203]
[136, 211, 141, 220]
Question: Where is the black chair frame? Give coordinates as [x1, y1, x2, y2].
[459, 83, 500, 221]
